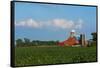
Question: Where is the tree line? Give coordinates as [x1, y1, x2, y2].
[15, 38, 59, 47]
[15, 32, 97, 47]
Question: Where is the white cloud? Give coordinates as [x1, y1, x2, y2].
[52, 19, 75, 29]
[15, 18, 83, 30]
[15, 19, 42, 28]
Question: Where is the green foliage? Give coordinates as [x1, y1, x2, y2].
[91, 41, 97, 46]
[91, 32, 97, 41]
[16, 39, 24, 47]
[16, 38, 58, 47]
[24, 38, 31, 46]
[24, 38, 30, 43]
[15, 46, 97, 66]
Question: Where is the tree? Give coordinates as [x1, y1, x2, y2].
[24, 38, 30, 46]
[16, 39, 24, 47]
[31, 40, 38, 46]
[91, 32, 97, 41]
[24, 38, 30, 43]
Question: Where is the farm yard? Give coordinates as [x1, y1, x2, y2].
[15, 45, 97, 67]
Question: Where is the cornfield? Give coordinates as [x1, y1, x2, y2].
[15, 45, 97, 66]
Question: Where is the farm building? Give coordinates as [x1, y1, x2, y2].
[58, 30, 87, 47]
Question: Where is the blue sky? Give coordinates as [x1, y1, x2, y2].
[15, 2, 96, 41]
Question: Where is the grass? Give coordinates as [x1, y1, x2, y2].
[15, 45, 97, 67]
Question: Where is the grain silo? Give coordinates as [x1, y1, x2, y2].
[80, 34, 85, 47]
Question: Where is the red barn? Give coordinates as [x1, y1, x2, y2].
[58, 30, 79, 46]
